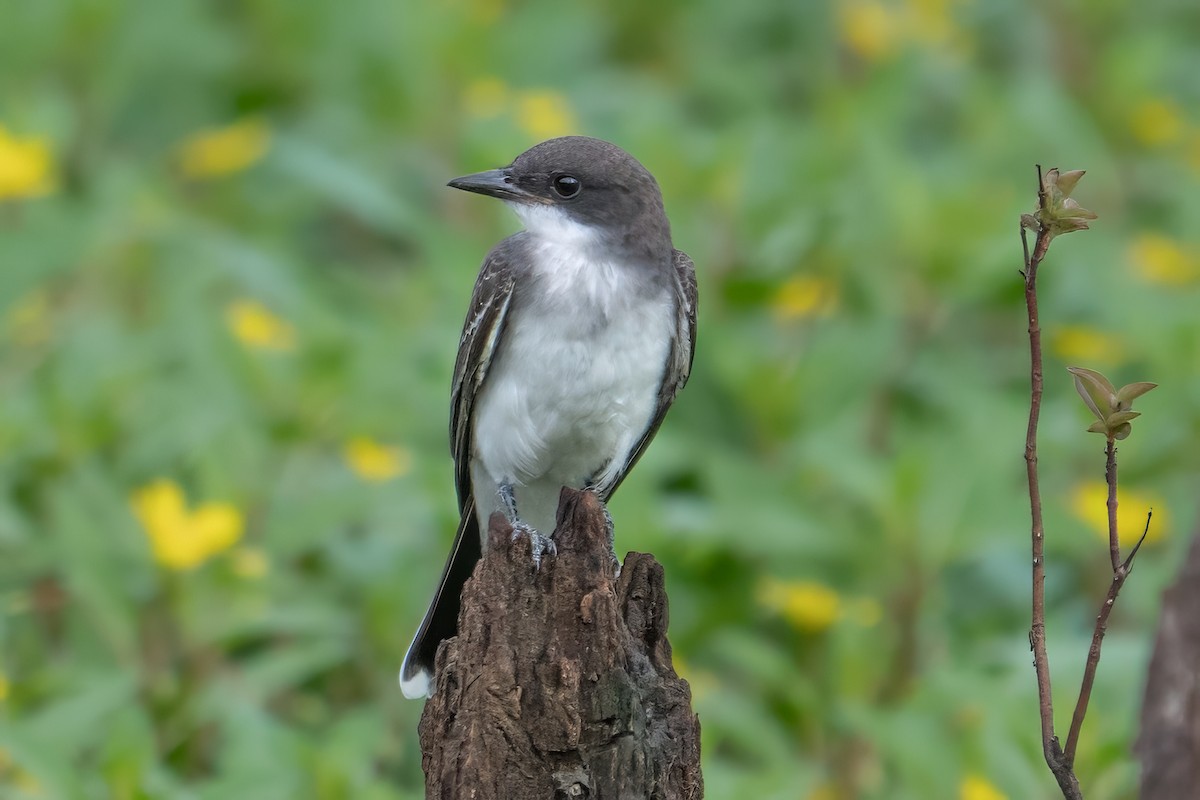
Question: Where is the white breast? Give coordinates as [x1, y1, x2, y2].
[470, 208, 675, 533]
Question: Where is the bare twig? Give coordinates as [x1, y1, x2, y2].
[1064, 506, 1153, 764]
[1022, 164, 1151, 796]
[1022, 166, 1081, 798]
[1123, 510, 1152, 571]
[1105, 440, 1120, 572]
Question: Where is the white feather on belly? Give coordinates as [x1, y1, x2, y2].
[471, 207, 674, 535]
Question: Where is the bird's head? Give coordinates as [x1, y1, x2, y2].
[448, 136, 671, 260]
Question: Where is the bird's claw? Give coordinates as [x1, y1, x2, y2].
[510, 522, 556, 569]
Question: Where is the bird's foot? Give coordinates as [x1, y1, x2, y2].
[497, 481, 521, 525]
[511, 522, 556, 569]
[497, 484, 556, 567]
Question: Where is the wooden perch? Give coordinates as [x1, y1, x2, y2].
[1136, 523, 1200, 799]
[418, 487, 703, 799]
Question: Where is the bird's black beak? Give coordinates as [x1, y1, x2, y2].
[447, 168, 538, 203]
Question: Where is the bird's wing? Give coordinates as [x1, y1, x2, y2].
[449, 245, 517, 512]
[596, 248, 698, 500]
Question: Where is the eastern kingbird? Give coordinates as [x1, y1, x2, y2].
[400, 136, 697, 699]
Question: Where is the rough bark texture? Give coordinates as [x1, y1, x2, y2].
[1136, 524, 1200, 800]
[418, 488, 703, 800]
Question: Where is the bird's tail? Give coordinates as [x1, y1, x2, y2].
[399, 501, 481, 698]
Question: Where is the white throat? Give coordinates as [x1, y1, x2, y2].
[509, 203, 601, 249]
[508, 203, 650, 317]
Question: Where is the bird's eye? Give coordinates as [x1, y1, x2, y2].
[552, 175, 581, 198]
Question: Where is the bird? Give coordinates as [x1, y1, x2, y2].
[400, 136, 697, 699]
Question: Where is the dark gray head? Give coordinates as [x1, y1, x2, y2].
[448, 136, 672, 263]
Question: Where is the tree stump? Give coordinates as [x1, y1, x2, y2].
[1136, 524, 1200, 799]
[418, 488, 703, 800]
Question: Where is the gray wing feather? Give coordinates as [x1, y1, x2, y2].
[449, 247, 517, 511]
[595, 248, 697, 500]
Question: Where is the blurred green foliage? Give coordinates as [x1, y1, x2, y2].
[2, 1, 1199, 798]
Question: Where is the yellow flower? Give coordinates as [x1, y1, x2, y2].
[231, 547, 270, 579]
[515, 91, 576, 140]
[772, 275, 839, 321]
[131, 479, 244, 571]
[1129, 99, 1184, 147]
[0, 125, 55, 200]
[838, 0, 968, 62]
[177, 118, 271, 179]
[0, 672, 9, 702]
[226, 300, 296, 352]
[344, 436, 412, 482]
[1070, 482, 1168, 545]
[758, 578, 842, 632]
[464, 77, 510, 119]
[1128, 234, 1199, 285]
[960, 774, 1007, 800]
[838, 1, 899, 62]
[1049, 325, 1124, 365]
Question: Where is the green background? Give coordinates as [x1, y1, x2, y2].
[2, 1, 1198, 798]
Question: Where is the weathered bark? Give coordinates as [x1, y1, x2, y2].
[419, 488, 703, 800]
[1136, 523, 1200, 799]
